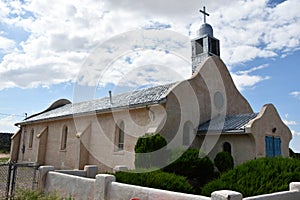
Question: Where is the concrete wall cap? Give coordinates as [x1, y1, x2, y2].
[211, 190, 243, 200]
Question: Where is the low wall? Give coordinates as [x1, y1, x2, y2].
[39, 166, 300, 200]
[109, 181, 210, 200]
[45, 171, 95, 200]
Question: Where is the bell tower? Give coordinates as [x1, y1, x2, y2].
[192, 7, 220, 74]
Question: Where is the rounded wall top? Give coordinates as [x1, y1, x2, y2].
[198, 23, 214, 37]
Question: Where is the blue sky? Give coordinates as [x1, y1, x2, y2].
[0, 0, 300, 152]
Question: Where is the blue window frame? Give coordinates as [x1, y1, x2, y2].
[265, 136, 281, 157]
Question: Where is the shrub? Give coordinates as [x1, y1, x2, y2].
[115, 169, 195, 194]
[201, 157, 300, 197]
[290, 148, 300, 160]
[214, 151, 234, 173]
[134, 133, 169, 168]
[163, 148, 214, 187]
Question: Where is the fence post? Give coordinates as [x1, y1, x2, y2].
[38, 166, 55, 192]
[10, 163, 17, 198]
[211, 190, 243, 200]
[84, 165, 98, 178]
[94, 174, 116, 200]
[6, 162, 12, 199]
[290, 182, 300, 191]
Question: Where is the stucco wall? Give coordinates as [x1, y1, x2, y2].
[40, 167, 300, 200]
[246, 104, 292, 158]
[161, 56, 253, 145]
[194, 133, 256, 166]
[17, 104, 167, 171]
[44, 171, 95, 200]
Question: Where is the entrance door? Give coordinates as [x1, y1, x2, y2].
[265, 136, 281, 157]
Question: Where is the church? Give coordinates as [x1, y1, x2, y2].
[10, 8, 292, 171]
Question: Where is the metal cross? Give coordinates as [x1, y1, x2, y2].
[199, 6, 209, 24]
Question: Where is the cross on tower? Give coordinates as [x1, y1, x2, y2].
[199, 6, 209, 24]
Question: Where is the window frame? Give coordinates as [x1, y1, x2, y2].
[28, 129, 34, 149]
[60, 125, 68, 151]
[115, 121, 125, 151]
[223, 142, 232, 155]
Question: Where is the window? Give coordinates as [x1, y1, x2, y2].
[116, 121, 125, 151]
[209, 38, 219, 56]
[195, 39, 204, 54]
[183, 121, 193, 146]
[265, 136, 281, 157]
[29, 129, 34, 148]
[223, 142, 231, 154]
[61, 126, 68, 150]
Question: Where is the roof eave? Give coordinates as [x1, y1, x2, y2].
[15, 99, 167, 126]
[197, 129, 246, 135]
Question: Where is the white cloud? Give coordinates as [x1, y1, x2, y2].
[231, 64, 270, 91]
[283, 119, 297, 126]
[0, 116, 19, 133]
[291, 130, 300, 136]
[0, 0, 299, 90]
[290, 91, 300, 99]
[0, 36, 15, 53]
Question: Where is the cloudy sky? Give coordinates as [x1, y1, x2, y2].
[1, 0, 300, 151]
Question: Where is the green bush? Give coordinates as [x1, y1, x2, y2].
[163, 148, 214, 187]
[201, 157, 300, 197]
[115, 170, 195, 194]
[214, 151, 234, 173]
[134, 133, 169, 169]
[290, 148, 300, 160]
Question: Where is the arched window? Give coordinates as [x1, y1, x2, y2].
[116, 121, 125, 151]
[61, 126, 68, 150]
[183, 121, 194, 146]
[29, 129, 34, 148]
[223, 142, 231, 154]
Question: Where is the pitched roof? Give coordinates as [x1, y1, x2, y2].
[198, 113, 258, 133]
[18, 83, 176, 125]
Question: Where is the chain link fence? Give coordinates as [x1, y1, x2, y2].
[0, 162, 39, 199]
[0, 163, 9, 199]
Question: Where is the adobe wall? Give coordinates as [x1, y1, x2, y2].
[161, 56, 253, 144]
[193, 133, 256, 166]
[246, 104, 292, 158]
[17, 104, 167, 171]
[39, 166, 300, 200]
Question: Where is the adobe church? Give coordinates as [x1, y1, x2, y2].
[10, 8, 292, 171]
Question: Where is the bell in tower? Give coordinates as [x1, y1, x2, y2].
[192, 7, 220, 74]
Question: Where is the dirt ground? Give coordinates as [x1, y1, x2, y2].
[0, 153, 9, 158]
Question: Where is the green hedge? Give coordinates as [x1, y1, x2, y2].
[163, 148, 214, 187]
[214, 151, 234, 173]
[115, 170, 195, 194]
[201, 157, 300, 197]
[134, 133, 169, 169]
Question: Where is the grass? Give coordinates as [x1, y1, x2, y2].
[0, 157, 9, 163]
[14, 189, 73, 200]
